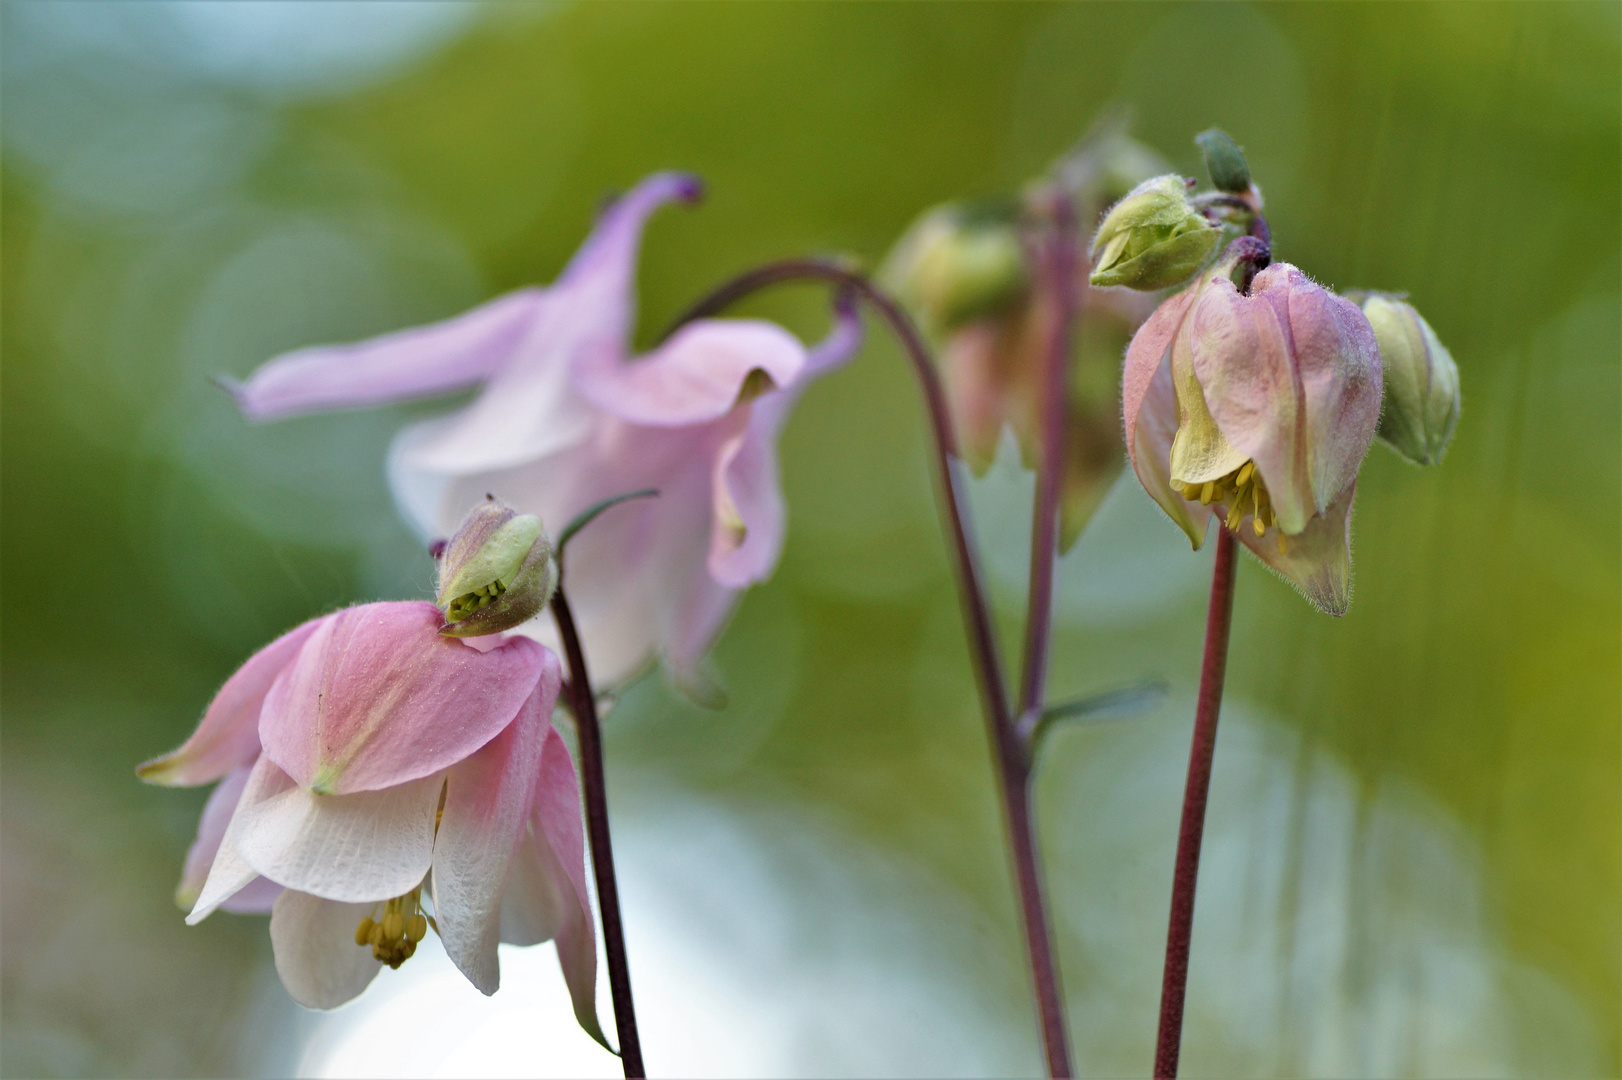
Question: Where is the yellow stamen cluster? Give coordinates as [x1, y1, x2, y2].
[1179, 460, 1290, 555]
[445, 579, 507, 622]
[354, 888, 431, 969]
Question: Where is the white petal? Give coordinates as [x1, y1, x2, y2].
[269, 890, 383, 1009]
[188, 753, 295, 924]
[233, 772, 442, 903]
[432, 683, 552, 995]
[497, 825, 569, 947]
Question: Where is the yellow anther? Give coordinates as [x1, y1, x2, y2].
[1237, 461, 1254, 485]
[1200, 481, 1215, 505]
[382, 912, 406, 941]
[406, 914, 428, 942]
[1253, 515, 1266, 537]
[1180, 483, 1200, 500]
[354, 917, 376, 947]
[368, 922, 385, 948]
[1277, 532, 1288, 555]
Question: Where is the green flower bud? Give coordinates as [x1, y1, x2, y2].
[1194, 128, 1251, 194]
[1358, 294, 1461, 466]
[435, 498, 557, 637]
[1089, 175, 1220, 291]
[882, 201, 1029, 333]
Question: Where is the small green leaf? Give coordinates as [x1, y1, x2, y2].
[1031, 681, 1168, 747]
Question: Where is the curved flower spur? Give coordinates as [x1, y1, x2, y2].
[137, 506, 608, 1047]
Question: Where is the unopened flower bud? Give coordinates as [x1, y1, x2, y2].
[1358, 294, 1460, 465]
[435, 498, 556, 637]
[1089, 175, 1220, 291]
[883, 201, 1028, 333]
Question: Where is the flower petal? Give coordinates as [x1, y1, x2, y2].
[1228, 478, 1358, 616]
[708, 295, 865, 588]
[188, 752, 294, 924]
[259, 601, 545, 795]
[227, 288, 547, 422]
[177, 765, 253, 910]
[530, 725, 610, 1050]
[432, 653, 561, 996]
[138, 615, 329, 787]
[1171, 275, 1260, 489]
[1264, 267, 1382, 510]
[269, 890, 384, 1010]
[1123, 289, 1212, 547]
[232, 768, 442, 903]
[573, 319, 807, 427]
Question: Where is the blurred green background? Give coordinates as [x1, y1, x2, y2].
[3, 3, 1617, 1076]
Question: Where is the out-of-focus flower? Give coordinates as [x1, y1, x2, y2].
[1088, 175, 1220, 291]
[1354, 293, 1460, 466]
[883, 121, 1166, 548]
[138, 602, 605, 1044]
[435, 497, 557, 637]
[225, 172, 863, 694]
[1123, 254, 1382, 615]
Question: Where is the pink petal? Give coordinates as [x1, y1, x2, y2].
[138, 615, 328, 787]
[1265, 267, 1382, 512]
[529, 725, 610, 1050]
[188, 752, 294, 924]
[231, 767, 443, 904]
[269, 890, 384, 1009]
[227, 288, 547, 422]
[708, 296, 865, 588]
[259, 601, 545, 795]
[1227, 478, 1357, 616]
[572, 319, 807, 428]
[1123, 290, 1212, 547]
[431, 654, 561, 996]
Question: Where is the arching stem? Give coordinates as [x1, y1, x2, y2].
[551, 581, 644, 1078]
[666, 263, 1074, 1077]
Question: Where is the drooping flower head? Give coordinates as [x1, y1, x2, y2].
[1123, 242, 1383, 614]
[226, 172, 863, 696]
[883, 118, 1167, 547]
[137, 601, 606, 1044]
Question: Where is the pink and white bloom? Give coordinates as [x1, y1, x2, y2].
[1123, 259, 1382, 615]
[138, 602, 605, 1044]
[227, 172, 862, 692]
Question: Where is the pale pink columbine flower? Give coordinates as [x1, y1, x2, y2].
[1123, 256, 1382, 614]
[137, 602, 605, 1043]
[227, 172, 862, 694]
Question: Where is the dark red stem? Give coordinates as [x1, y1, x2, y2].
[550, 583, 644, 1078]
[1017, 193, 1078, 728]
[1153, 527, 1238, 1079]
[665, 262, 1074, 1078]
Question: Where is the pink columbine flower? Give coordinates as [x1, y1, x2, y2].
[137, 602, 606, 1044]
[226, 172, 862, 694]
[1123, 255, 1382, 614]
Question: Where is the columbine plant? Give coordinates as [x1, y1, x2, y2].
[1093, 129, 1461, 1078]
[146, 124, 1462, 1080]
[139, 504, 606, 1045]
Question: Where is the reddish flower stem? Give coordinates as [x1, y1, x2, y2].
[1153, 526, 1238, 1079]
[666, 262, 1075, 1078]
[1017, 193, 1078, 727]
[550, 582, 644, 1078]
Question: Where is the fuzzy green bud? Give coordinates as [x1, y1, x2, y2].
[1089, 175, 1220, 291]
[882, 201, 1028, 333]
[435, 498, 556, 637]
[1359, 294, 1460, 466]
